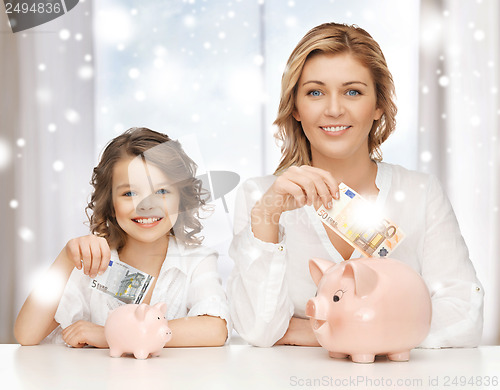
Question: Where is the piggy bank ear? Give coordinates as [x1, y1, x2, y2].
[343, 261, 378, 298]
[152, 302, 168, 316]
[134, 303, 149, 321]
[309, 258, 335, 286]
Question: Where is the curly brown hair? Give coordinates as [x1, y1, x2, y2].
[274, 22, 397, 174]
[86, 127, 207, 251]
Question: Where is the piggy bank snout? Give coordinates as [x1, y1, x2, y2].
[306, 299, 318, 318]
[160, 323, 172, 341]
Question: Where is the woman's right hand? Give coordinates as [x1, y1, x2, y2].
[250, 166, 339, 243]
[64, 235, 111, 278]
[256, 165, 340, 218]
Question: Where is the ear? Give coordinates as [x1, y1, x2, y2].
[374, 107, 383, 121]
[343, 261, 378, 298]
[152, 302, 168, 315]
[134, 303, 149, 321]
[292, 109, 301, 122]
[309, 258, 335, 286]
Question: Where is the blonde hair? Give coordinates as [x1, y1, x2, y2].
[274, 22, 397, 174]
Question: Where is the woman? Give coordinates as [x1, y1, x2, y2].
[227, 23, 483, 348]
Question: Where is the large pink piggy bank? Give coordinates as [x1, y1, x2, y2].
[306, 257, 431, 363]
[105, 302, 172, 359]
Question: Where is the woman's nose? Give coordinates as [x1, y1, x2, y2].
[325, 95, 344, 117]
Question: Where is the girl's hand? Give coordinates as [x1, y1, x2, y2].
[64, 235, 111, 278]
[256, 165, 339, 219]
[62, 320, 108, 348]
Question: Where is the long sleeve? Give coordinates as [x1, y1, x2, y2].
[185, 250, 232, 340]
[227, 177, 295, 347]
[42, 268, 92, 344]
[418, 174, 484, 348]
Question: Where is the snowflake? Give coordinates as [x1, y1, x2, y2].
[19, 227, 34, 242]
[394, 191, 406, 202]
[59, 29, 71, 40]
[53, 160, 65, 172]
[78, 65, 94, 80]
[128, 68, 140, 79]
[420, 151, 432, 163]
[438, 75, 450, 87]
[470, 116, 481, 127]
[65, 109, 80, 124]
[253, 55, 264, 66]
[184, 15, 196, 27]
[36, 88, 52, 104]
[473, 30, 485, 41]
[134, 91, 146, 101]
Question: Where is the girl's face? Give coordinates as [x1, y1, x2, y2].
[112, 156, 180, 246]
[293, 52, 382, 165]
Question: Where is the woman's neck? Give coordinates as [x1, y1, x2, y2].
[312, 152, 379, 198]
[118, 235, 169, 272]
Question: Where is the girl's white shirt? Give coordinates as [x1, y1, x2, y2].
[43, 237, 231, 344]
[227, 162, 484, 348]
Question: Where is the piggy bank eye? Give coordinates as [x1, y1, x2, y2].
[333, 289, 344, 302]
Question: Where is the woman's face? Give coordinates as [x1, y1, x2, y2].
[112, 155, 180, 246]
[293, 52, 382, 165]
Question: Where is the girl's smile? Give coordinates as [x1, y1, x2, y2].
[131, 216, 164, 227]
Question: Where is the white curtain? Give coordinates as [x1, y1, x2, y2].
[419, 0, 500, 344]
[0, 2, 95, 342]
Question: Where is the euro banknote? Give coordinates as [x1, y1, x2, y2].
[316, 182, 405, 258]
[89, 258, 154, 304]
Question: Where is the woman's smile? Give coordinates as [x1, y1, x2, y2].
[320, 125, 352, 135]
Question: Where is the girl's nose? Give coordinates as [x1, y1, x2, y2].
[136, 193, 157, 212]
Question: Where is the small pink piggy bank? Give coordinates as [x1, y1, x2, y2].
[306, 257, 431, 363]
[105, 302, 172, 359]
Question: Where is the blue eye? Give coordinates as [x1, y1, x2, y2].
[346, 90, 360, 97]
[156, 188, 170, 195]
[308, 90, 323, 97]
[123, 191, 137, 197]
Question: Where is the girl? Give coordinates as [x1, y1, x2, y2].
[15, 127, 230, 347]
[227, 23, 483, 348]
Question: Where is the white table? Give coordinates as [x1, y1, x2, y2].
[1, 339, 499, 389]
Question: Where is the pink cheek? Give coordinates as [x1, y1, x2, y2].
[327, 308, 340, 324]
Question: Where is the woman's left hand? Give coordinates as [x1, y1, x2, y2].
[62, 320, 108, 348]
[275, 317, 321, 347]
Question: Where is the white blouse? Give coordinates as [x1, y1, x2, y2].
[227, 162, 484, 348]
[44, 237, 231, 344]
